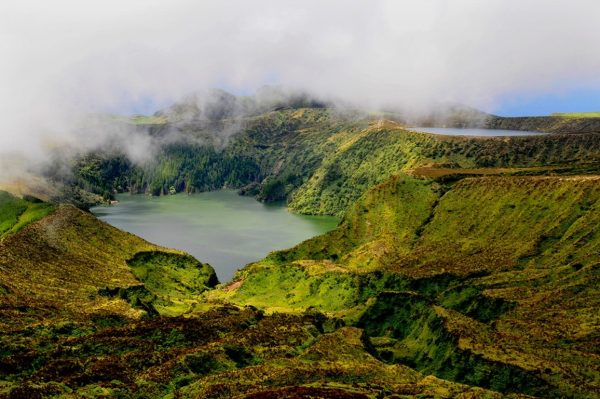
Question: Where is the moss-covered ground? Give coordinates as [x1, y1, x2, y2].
[0, 192, 55, 241]
[0, 193, 218, 329]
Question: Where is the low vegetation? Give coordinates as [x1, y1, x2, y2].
[0, 193, 217, 331]
[215, 174, 600, 398]
[2, 97, 600, 397]
[0, 191, 55, 241]
[127, 251, 218, 315]
[552, 112, 600, 118]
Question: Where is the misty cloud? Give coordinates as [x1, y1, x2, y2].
[1, 0, 600, 182]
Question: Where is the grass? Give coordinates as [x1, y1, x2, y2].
[3, 169, 600, 397]
[4, 105, 600, 397]
[552, 112, 600, 118]
[0, 191, 55, 241]
[0, 301, 504, 398]
[215, 174, 600, 398]
[0, 201, 217, 330]
[127, 251, 218, 315]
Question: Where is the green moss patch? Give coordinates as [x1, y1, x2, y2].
[0, 191, 55, 241]
[126, 251, 219, 316]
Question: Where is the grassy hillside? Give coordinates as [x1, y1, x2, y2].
[0, 192, 525, 398]
[0, 194, 218, 329]
[214, 174, 600, 397]
[4, 96, 600, 397]
[73, 109, 600, 216]
[286, 120, 600, 216]
[484, 115, 600, 134]
[0, 192, 55, 241]
[552, 112, 600, 118]
[1, 176, 599, 397]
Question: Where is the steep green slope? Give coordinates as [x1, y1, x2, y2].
[288, 121, 600, 216]
[74, 109, 600, 217]
[0, 196, 218, 328]
[215, 175, 600, 397]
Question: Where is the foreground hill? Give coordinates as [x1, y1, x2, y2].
[215, 174, 600, 398]
[0, 192, 218, 329]
[0, 193, 527, 398]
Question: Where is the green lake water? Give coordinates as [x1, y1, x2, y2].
[90, 191, 339, 283]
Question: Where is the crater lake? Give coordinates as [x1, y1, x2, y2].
[91, 191, 339, 282]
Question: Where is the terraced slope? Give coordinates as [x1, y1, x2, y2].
[217, 175, 600, 397]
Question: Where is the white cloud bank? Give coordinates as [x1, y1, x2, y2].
[1, 0, 600, 176]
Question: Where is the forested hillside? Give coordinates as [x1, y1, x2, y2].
[71, 103, 600, 217]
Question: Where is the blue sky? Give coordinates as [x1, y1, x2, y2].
[493, 87, 600, 117]
[122, 86, 600, 117]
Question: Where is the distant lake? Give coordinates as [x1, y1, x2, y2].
[91, 191, 339, 283]
[407, 127, 548, 137]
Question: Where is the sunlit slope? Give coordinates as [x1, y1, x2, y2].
[0, 195, 217, 328]
[218, 175, 600, 397]
[0, 194, 514, 398]
[287, 119, 600, 216]
[0, 191, 55, 241]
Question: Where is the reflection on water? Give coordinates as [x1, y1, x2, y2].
[91, 191, 339, 283]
